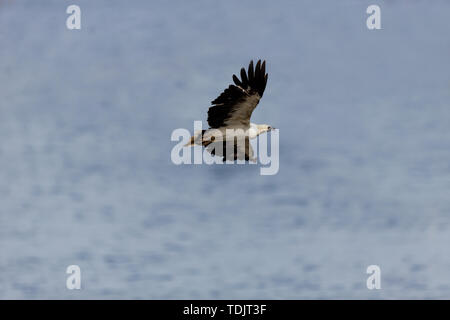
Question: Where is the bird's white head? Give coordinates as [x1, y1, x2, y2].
[256, 124, 275, 135]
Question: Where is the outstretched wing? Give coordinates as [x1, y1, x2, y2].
[206, 136, 255, 162]
[207, 60, 268, 129]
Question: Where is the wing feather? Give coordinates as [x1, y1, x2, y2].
[232, 74, 242, 87]
[205, 136, 254, 161]
[247, 60, 254, 82]
[207, 60, 268, 128]
[240, 68, 249, 88]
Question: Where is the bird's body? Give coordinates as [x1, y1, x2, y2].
[185, 60, 274, 162]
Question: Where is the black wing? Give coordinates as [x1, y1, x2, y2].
[205, 136, 254, 162]
[207, 60, 268, 129]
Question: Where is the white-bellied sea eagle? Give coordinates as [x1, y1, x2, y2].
[185, 60, 274, 162]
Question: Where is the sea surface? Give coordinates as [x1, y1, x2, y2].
[1, 0, 450, 299]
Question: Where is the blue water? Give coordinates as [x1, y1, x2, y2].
[1, 0, 450, 299]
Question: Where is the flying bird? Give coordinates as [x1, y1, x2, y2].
[185, 60, 274, 162]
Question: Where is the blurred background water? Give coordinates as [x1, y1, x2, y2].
[1, 0, 450, 299]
